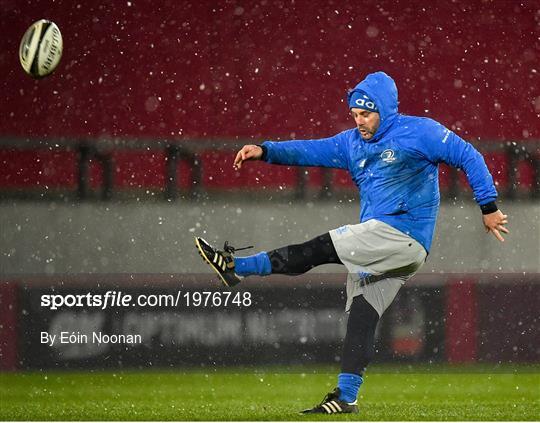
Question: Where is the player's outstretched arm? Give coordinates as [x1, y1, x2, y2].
[233, 145, 263, 169]
[482, 210, 509, 242]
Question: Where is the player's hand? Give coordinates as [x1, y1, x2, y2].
[233, 145, 263, 169]
[482, 210, 509, 242]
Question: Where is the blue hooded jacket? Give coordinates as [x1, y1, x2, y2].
[261, 71, 497, 252]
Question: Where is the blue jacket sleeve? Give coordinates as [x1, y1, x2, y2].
[261, 131, 350, 170]
[416, 120, 498, 205]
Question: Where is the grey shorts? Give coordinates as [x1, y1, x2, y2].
[329, 219, 427, 316]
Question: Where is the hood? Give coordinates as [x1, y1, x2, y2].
[347, 71, 399, 142]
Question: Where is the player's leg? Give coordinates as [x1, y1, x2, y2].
[301, 294, 378, 414]
[236, 232, 342, 275]
[195, 233, 342, 287]
[337, 295, 379, 403]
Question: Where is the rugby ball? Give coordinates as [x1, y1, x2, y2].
[19, 19, 63, 78]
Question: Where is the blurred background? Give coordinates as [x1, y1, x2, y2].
[0, 0, 538, 371]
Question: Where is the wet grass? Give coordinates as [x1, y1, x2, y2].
[1, 365, 538, 420]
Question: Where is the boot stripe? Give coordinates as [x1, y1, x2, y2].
[327, 402, 338, 413]
[213, 253, 219, 264]
[218, 255, 223, 267]
[331, 401, 342, 412]
[321, 403, 333, 414]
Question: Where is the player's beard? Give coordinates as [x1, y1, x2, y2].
[358, 127, 374, 139]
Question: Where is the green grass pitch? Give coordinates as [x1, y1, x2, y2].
[1, 365, 538, 421]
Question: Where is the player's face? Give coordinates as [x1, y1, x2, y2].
[351, 108, 380, 140]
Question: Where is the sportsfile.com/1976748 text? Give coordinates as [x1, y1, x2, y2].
[40, 290, 252, 310]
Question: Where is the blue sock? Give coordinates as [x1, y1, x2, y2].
[234, 252, 272, 276]
[337, 373, 363, 403]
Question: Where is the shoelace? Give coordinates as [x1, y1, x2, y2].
[223, 241, 253, 254]
[320, 389, 339, 405]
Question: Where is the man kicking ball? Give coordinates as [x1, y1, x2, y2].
[195, 71, 508, 414]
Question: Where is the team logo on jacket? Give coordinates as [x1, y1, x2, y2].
[381, 149, 396, 163]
